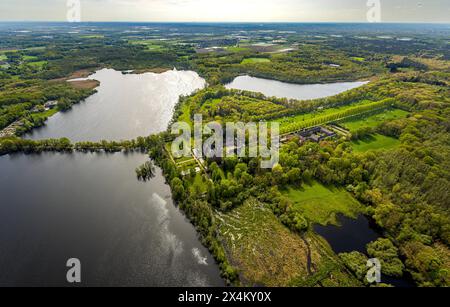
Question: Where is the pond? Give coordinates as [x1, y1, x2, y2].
[0, 69, 223, 286]
[26, 68, 206, 141]
[225, 75, 368, 101]
[314, 214, 415, 287]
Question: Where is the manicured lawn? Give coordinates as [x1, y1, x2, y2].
[340, 108, 409, 132]
[241, 58, 271, 64]
[352, 134, 400, 152]
[283, 182, 363, 226]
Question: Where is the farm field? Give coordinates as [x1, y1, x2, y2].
[282, 182, 364, 226]
[351, 134, 401, 152]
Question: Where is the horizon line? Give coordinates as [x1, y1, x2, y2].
[0, 20, 450, 25]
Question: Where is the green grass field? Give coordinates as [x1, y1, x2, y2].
[23, 55, 38, 61]
[340, 108, 409, 132]
[352, 134, 400, 152]
[26, 61, 47, 69]
[283, 182, 363, 226]
[0, 54, 7, 61]
[241, 58, 271, 64]
[226, 46, 251, 53]
[188, 173, 208, 195]
[351, 57, 365, 62]
[30, 108, 58, 122]
[129, 40, 167, 51]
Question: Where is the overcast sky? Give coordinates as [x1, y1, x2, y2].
[0, 0, 449, 23]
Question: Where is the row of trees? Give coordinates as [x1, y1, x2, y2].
[0, 137, 151, 156]
[280, 98, 395, 134]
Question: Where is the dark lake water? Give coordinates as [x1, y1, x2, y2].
[314, 214, 415, 287]
[225, 75, 368, 100]
[0, 152, 223, 287]
[0, 69, 223, 286]
[26, 68, 205, 142]
[313, 214, 380, 255]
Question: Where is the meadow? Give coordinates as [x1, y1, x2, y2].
[340, 108, 410, 132]
[282, 182, 364, 226]
[351, 134, 400, 152]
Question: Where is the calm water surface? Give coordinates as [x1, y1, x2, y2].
[314, 214, 415, 287]
[0, 69, 223, 286]
[226, 75, 368, 100]
[27, 68, 205, 141]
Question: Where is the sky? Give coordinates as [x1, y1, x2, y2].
[0, 0, 449, 23]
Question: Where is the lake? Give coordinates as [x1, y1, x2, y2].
[0, 69, 223, 286]
[26, 68, 206, 142]
[225, 75, 368, 100]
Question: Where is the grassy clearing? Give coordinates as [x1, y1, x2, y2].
[352, 134, 400, 152]
[188, 173, 208, 195]
[31, 108, 58, 122]
[351, 57, 365, 62]
[26, 61, 47, 69]
[178, 102, 193, 126]
[282, 182, 363, 226]
[340, 108, 409, 132]
[226, 46, 251, 53]
[0, 54, 7, 61]
[23, 55, 38, 61]
[241, 58, 271, 64]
